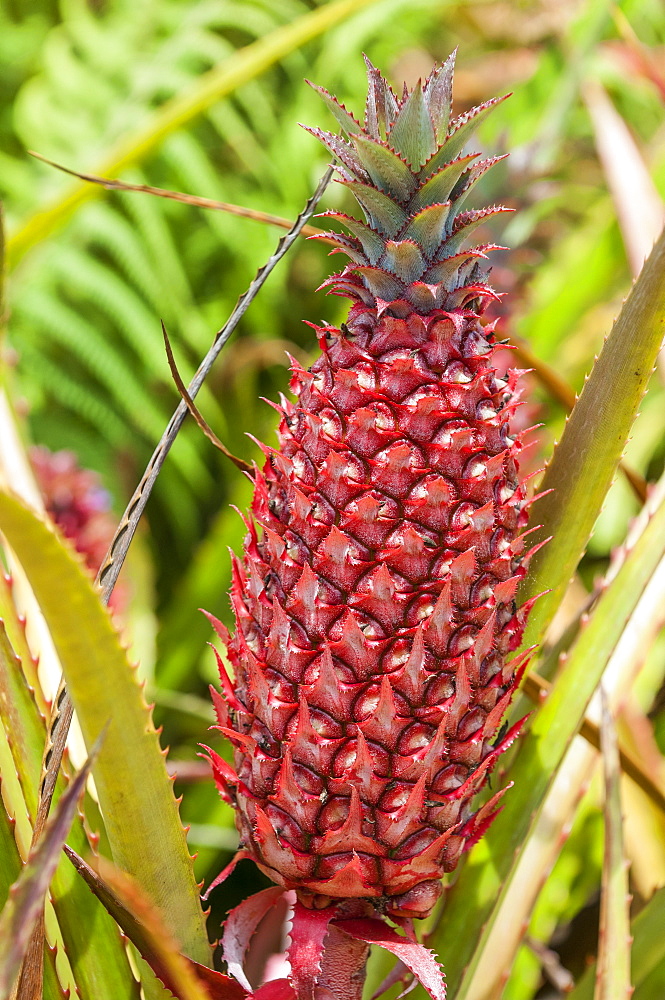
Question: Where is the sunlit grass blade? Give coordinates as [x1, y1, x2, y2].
[7, 0, 381, 269]
[520, 226, 665, 649]
[64, 848, 246, 1000]
[522, 671, 665, 816]
[0, 568, 47, 717]
[594, 692, 632, 1000]
[0, 490, 211, 966]
[431, 486, 665, 998]
[0, 623, 43, 817]
[0, 738, 99, 1000]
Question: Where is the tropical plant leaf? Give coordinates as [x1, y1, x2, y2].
[584, 81, 664, 278]
[0, 623, 43, 814]
[0, 778, 22, 914]
[0, 739, 99, 1000]
[432, 486, 665, 998]
[0, 489, 211, 965]
[0, 615, 142, 999]
[251, 981, 295, 1000]
[569, 886, 665, 1000]
[222, 887, 286, 993]
[335, 918, 446, 1000]
[0, 564, 46, 717]
[595, 692, 632, 1000]
[287, 902, 334, 1000]
[64, 848, 246, 1000]
[520, 226, 665, 648]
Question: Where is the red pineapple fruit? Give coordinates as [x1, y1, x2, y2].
[206, 54, 541, 990]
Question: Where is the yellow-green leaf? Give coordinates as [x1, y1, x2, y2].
[0, 490, 210, 966]
[595, 693, 632, 1000]
[0, 619, 140, 999]
[520, 227, 665, 648]
[0, 743, 97, 1000]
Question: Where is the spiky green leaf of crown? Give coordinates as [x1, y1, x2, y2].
[305, 52, 510, 316]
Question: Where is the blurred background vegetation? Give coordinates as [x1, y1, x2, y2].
[1, 0, 664, 994]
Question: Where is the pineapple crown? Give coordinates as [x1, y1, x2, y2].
[305, 52, 511, 316]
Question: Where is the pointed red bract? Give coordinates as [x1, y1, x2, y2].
[223, 887, 286, 992]
[251, 979, 296, 1000]
[334, 918, 446, 1000]
[287, 902, 335, 1000]
[185, 960, 249, 1000]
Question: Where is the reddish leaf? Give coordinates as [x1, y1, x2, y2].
[64, 847, 245, 1000]
[0, 743, 100, 1000]
[251, 978, 296, 1000]
[287, 902, 335, 1000]
[334, 918, 446, 1000]
[223, 888, 286, 992]
[202, 849, 252, 902]
[186, 960, 249, 1000]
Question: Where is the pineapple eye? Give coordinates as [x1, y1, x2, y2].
[444, 361, 473, 383]
[359, 620, 382, 639]
[450, 501, 476, 528]
[374, 409, 394, 430]
[448, 627, 475, 656]
[356, 365, 376, 389]
[463, 458, 485, 478]
[476, 399, 496, 420]
[320, 410, 342, 439]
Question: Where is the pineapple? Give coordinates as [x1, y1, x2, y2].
[207, 53, 538, 923]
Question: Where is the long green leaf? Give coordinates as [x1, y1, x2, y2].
[64, 848, 246, 1000]
[0, 780, 22, 914]
[595, 693, 631, 1000]
[0, 790, 69, 1000]
[570, 887, 665, 1000]
[0, 490, 210, 966]
[0, 619, 140, 999]
[431, 488, 665, 997]
[0, 741, 98, 1000]
[0, 569, 47, 716]
[7, 0, 381, 268]
[520, 226, 665, 648]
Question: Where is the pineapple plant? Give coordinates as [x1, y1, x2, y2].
[205, 54, 540, 992]
[1, 7, 664, 1000]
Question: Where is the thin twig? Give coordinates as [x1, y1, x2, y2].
[29, 150, 333, 242]
[160, 321, 252, 473]
[31, 165, 333, 884]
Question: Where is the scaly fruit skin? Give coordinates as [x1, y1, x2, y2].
[208, 55, 538, 919]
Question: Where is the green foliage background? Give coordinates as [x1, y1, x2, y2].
[0, 0, 664, 997]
